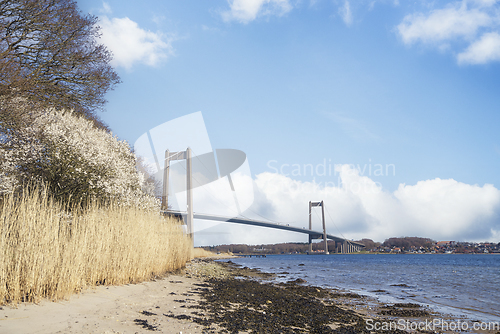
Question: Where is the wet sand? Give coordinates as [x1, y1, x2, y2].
[1, 257, 499, 333]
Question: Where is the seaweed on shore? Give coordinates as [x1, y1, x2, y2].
[190, 277, 407, 334]
[179, 259, 429, 333]
[133, 318, 158, 331]
[389, 284, 412, 288]
[378, 304, 430, 317]
[391, 303, 421, 308]
[141, 310, 157, 316]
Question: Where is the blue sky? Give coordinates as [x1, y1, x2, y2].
[78, 0, 500, 245]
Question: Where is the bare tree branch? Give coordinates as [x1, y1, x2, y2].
[0, 0, 120, 117]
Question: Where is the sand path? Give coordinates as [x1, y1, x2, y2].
[0, 272, 210, 334]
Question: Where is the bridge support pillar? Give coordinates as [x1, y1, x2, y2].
[308, 200, 329, 255]
[162, 148, 194, 245]
[321, 201, 329, 255]
[308, 202, 313, 254]
[186, 148, 193, 240]
[162, 149, 170, 211]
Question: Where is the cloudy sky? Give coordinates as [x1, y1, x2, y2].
[78, 0, 500, 245]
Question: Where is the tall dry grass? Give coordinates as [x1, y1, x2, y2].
[192, 248, 217, 258]
[0, 187, 193, 305]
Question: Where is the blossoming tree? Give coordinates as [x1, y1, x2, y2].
[1, 109, 158, 210]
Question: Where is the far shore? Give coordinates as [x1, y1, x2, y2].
[231, 251, 500, 255]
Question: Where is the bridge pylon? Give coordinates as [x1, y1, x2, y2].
[162, 148, 193, 244]
[308, 201, 329, 255]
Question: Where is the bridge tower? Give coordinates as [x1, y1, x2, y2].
[162, 148, 193, 242]
[308, 201, 329, 255]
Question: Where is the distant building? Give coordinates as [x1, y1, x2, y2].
[436, 241, 452, 246]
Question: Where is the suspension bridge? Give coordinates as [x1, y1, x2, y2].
[161, 148, 365, 254]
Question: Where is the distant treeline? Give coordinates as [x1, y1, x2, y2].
[204, 236, 499, 254]
[381, 237, 434, 250]
[353, 237, 434, 251]
[204, 242, 336, 254]
[203, 238, 426, 254]
[205, 238, 379, 254]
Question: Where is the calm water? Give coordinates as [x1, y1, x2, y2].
[220, 254, 500, 322]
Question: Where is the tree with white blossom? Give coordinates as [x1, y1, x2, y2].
[1, 109, 158, 210]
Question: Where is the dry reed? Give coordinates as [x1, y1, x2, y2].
[0, 187, 193, 305]
[192, 248, 217, 258]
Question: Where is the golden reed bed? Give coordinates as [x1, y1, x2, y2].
[0, 188, 193, 305]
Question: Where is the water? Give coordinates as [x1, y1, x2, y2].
[220, 254, 500, 322]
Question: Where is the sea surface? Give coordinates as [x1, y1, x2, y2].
[220, 254, 500, 322]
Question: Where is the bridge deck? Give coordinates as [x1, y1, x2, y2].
[164, 211, 365, 248]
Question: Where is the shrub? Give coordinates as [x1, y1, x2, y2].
[1, 109, 158, 209]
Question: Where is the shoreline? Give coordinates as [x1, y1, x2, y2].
[1, 257, 499, 333]
[235, 252, 500, 255]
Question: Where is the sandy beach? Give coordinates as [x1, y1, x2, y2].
[0, 256, 235, 334]
[0, 266, 206, 334]
[1, 257, 499, 334]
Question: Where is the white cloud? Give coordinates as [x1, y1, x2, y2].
[398, 3, 492, 44]
[99, 16, 174, 69]
[393, 178, 500, 236]
[470, 0, 498, 7]
[221, 0, 293, 24]
[396, 0, 500, 65]
[100, 2, 112, 15]
[457, 31, 500, 63]
[194, 166, 500, 245]
[339, 1, 353, 26]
